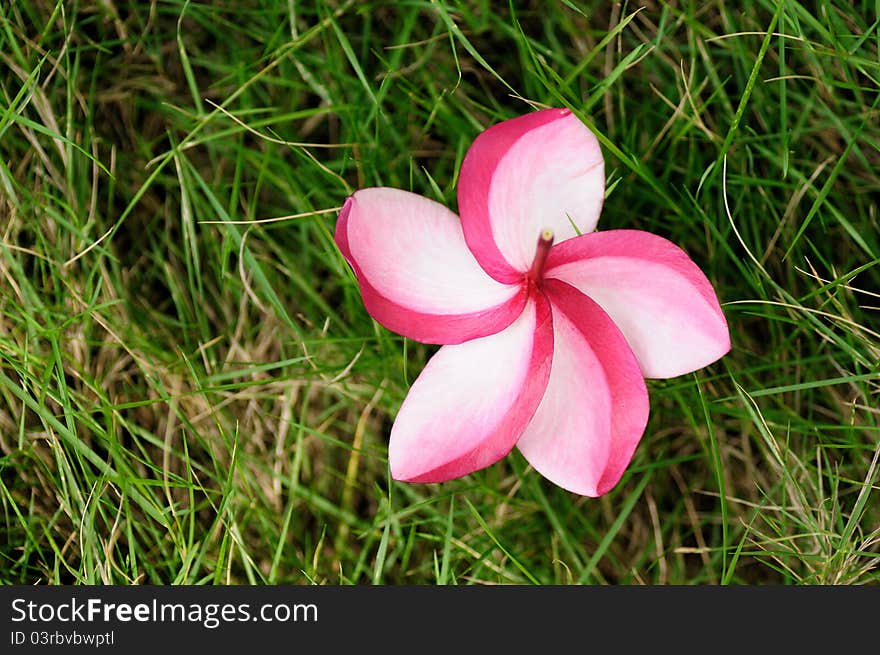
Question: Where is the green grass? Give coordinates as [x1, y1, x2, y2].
[1, 0, 878, 585]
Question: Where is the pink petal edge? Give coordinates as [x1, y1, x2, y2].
[336, 188, 527, 345]
[458, 108, 605, 282]
[546, 229, 731, 379]
[389, 294, 553, 483]
[516, 279, 649, 497]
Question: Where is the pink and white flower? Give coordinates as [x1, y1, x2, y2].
[335, 108, 730, 496]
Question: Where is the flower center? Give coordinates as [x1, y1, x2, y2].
[527, 228, 554, 285]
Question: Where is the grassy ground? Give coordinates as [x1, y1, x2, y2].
[1, 0, 878, 585]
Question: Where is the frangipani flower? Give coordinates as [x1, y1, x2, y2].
[335, 108, 730, 496]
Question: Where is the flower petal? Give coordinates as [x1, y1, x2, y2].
[389, 295, 553, 483]
[546, 230, 730, 378]
[516, 280, 649, 497]
[336, 187, 526, 344]
[458, 108, 605, 282]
